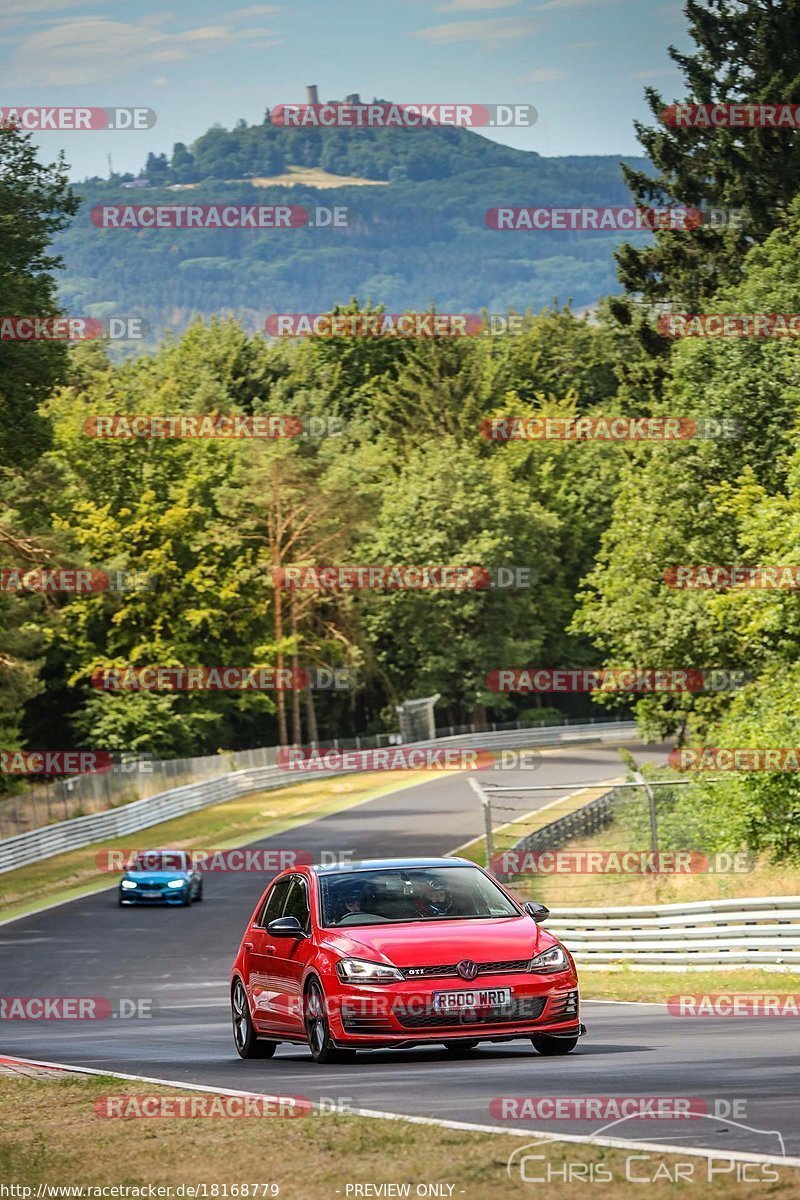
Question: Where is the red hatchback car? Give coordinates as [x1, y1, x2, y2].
[230, 857, 584, 1063]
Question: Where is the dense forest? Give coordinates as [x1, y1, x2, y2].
[55, 119, 650, 340]
[2, 0, 800, 863]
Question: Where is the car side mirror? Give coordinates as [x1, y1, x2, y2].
[267, 916, 307, 937]
[524, 901, 550, 924]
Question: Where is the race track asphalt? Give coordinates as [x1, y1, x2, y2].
[1, 741, 798, 1161]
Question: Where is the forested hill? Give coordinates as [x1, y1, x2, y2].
[55, 114, 650, 345]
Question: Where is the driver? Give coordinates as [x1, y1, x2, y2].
[416, 875, 455, 917]
[337, 882, 366, 921]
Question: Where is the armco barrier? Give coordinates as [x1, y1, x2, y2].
[545, 896, 800, 971]
[0, 720, 638, 874]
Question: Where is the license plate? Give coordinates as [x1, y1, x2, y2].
[433, 988, 512, 1012]
[141, 890, 161, 897]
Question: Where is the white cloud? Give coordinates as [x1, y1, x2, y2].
[524, 67, 568, 82]
[1, 0, 107, 15]
[537, 0, 621, 8]
[11, 17, 280, 84]
[227, 4, 283, 15]
[416, 16, 538, 44]
[436, 0, 518, 10]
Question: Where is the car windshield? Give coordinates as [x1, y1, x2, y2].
[129, 850, 187, 872]
[319, 866, 520, 926]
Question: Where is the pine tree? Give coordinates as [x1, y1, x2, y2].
[615, 0, 800, 315]
[0, 125, 78, 466]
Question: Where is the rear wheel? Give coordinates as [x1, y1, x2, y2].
[531, 1032, 579, 1056]
[231, 979, 277, 1059]
[304, 979, 356, 1064]
[443, 1039, 480, 1056]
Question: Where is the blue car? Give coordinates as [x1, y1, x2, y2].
[118, 849, 203, 907]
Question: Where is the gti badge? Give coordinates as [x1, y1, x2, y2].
[457, 959, 479, 981]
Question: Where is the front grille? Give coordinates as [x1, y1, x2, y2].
[392, 995, 547, 1029]
[401, 958, 532, 980]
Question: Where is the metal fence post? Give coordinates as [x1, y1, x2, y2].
[469, 778, 494, 870]
[633, 770, 659, 856]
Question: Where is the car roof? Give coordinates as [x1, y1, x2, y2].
[310, 857, 473, 875]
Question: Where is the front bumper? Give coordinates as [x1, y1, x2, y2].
[119, 889, 188, 905]
[327, 975, 581, 1048]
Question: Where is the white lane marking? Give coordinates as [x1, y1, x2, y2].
[0, 1053, 797, 1169]
[582, 999, 668, 1007]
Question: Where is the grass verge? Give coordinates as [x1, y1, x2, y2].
[580, 968, 799, 1001]
[0, 1072, 795, 1198]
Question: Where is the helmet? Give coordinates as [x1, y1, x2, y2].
[339, 881, 366, 907]
[421, 875, 453, 911]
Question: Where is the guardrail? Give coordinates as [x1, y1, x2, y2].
[545, 896, 800, 970]
[0, 719, 638, 875]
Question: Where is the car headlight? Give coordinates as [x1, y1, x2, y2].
[120, 880, 137, 890]
[336, 958, 404, 984]
[528, 945, 569, 974]
[167, 879, 187, 889]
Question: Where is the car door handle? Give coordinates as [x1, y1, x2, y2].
[264, 944, 276, 954]
[243, 942, 253, 951]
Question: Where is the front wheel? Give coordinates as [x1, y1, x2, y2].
[304, 979, 356, 1064]
[531, 1032, 579, 1056]
[231, 979, 277, 1059]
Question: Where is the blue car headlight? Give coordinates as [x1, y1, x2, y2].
[167, 879, 187, 889]
[121, 880, 137, 890]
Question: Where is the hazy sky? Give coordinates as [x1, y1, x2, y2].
[1, 0, 692, 180]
